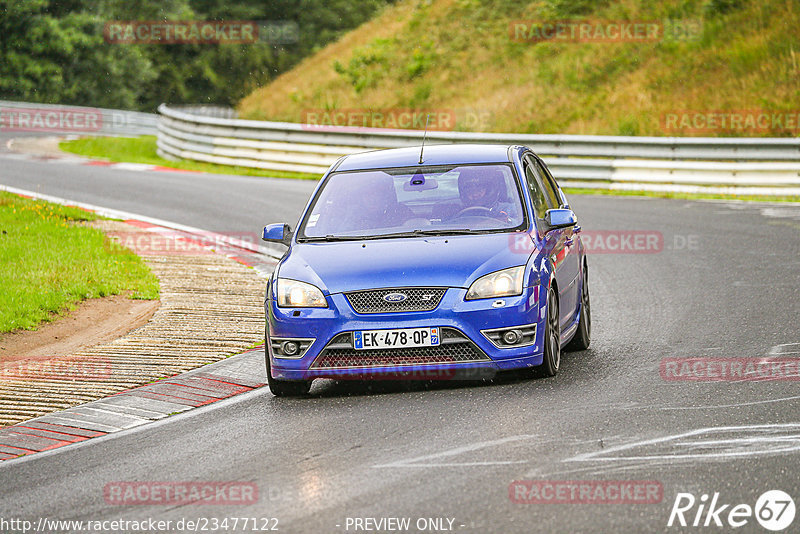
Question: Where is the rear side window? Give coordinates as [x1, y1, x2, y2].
[523, 155, 548, 219]
[533, 158, 561, 208]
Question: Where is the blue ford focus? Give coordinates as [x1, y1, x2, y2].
[262, 144, 590, 396]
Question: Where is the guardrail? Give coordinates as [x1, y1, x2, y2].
[0, 100, 158, 136]
[5, 100, 797, 195]
[156, 104, 800, 195]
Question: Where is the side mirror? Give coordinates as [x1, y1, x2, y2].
[543, 209, 577, 233]
[262, 223, 293, 246]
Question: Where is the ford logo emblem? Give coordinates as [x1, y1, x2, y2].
[383, 292, 408, 303]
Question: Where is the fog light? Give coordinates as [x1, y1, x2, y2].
[481, 324, 536, 349]
[282, 341, 300, 356]
[503, 330, 522, 345]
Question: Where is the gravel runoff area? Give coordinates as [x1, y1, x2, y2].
[0, 219, 268, 427]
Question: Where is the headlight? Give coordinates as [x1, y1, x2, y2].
[277, 278, 327, 308]
[466, 266, 525, 300]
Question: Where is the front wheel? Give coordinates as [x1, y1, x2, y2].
[564, 264, 591, 352]
[534, 286, 560, 378]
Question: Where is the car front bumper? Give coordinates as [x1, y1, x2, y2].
[266, 286, 546, 381]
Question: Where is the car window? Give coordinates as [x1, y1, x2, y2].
[300, 164, 526, 239]
[533, 158, 561, 208]
[523, 156, 548, 219]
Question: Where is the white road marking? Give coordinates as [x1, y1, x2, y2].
[662, 394, 800, 410]
[372, 435, 537, 468]
[769, 342, 800, 356]
[0, 184, 283, 259]
[0, 362, 269, 469]
[381, 461, 527, 467]
[110, 162, 157, 171]
[567, 423, 800, 463]
[525, 461, 659, 479]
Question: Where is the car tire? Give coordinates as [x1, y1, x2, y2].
[265, 332, 312, 397]
[564, 263, 591, 352]
[534, 285, 560, 378]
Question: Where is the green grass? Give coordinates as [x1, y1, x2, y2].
[239, 0, 800, 137]
[0, 192, 159, 333]
[59, 136, 320, 180]
[564, 187, 800, 203]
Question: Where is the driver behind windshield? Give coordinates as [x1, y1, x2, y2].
[457, 166, 517, 222]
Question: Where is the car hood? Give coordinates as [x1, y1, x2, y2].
[278, 233, 534, 294]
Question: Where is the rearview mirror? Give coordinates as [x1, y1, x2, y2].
[543, 209, 577, 233]
[262, 223, 293, 246]
[403, 175, 438, 191]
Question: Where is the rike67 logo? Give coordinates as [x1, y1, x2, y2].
[668, 490, 796, 531]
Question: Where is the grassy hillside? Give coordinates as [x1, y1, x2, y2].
[238, 0, 800, 136]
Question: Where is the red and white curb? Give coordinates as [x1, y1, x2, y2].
[0, 187, 280, 461]
[0, 346, 266, 462]
[3, 138, 207, 175]
[0, 185, 285, 269]
[84, 159, 204, 173]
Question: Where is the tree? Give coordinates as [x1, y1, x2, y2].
[0, 0, 395, 110]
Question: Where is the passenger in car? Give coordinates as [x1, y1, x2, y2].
[321, 173, 414, 233]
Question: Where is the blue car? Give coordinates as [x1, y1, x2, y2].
[261, 144, 590, 396]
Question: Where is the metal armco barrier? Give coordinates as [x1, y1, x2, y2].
[5, 100, 799, 195]
[156, 104, 800, 195]
[0, 100, 158, 136]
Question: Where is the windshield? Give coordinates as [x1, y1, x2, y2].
[299, 164, 525, 240]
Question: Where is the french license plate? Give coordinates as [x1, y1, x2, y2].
[353, 327, 440, 350]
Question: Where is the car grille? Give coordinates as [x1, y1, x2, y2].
[344, 287, 447, 314]
[310, 328, 490, 369]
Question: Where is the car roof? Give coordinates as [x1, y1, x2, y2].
[334, 144, 516, 172]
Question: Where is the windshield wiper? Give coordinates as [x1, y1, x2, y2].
[299, 229, 478, 242]
[300, 233, 417, 242]
[299, 235, 361, 242]
[352, 229, 478, 239]
[410, 228, 476, 236]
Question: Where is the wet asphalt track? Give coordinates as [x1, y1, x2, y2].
[1, 139, 800, 533]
